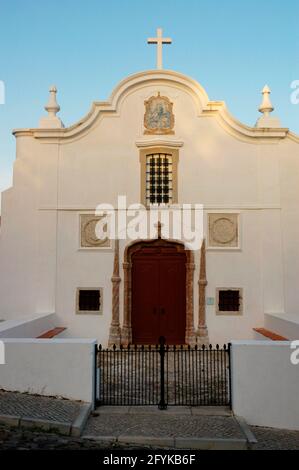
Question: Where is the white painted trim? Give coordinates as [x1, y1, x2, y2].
[39, 204, 282, 212]
[135, 139, 184, 148]
[1, 338, 97, 344]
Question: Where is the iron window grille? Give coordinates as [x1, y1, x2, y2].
[218, 290, 240, 312]
[146, 153, 173, 205]
[78, 289, 101, 311]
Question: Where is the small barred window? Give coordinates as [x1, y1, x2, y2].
[218, 290, 240, 312]
[146, 153, 173, 205]
[78, 289, 101, 312]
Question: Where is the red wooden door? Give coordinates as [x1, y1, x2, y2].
[131, 246, 186, 344]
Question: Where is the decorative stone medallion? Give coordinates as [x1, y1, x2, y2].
[80, 214, 111, 248]
[208, 213, 239, 248]
[144, 92, 174, 135]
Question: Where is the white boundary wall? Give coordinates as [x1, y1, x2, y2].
[231, 340, 299, 430]
[0, 339, 97, 404]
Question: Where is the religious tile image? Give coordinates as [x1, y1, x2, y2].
[144, 92, 175, 134]
[0, 4, 298, 453]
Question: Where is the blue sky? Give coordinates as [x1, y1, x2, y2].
[0, 0, 298, 198]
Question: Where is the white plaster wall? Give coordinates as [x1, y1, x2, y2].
[206, 210, 262, 346]
[56, 87, 269, 209]
[36, 211, 57, 314]
[0, 313, 56, 338]
[0, 338, 96, 404]
[1, 70, 297, 345]
[51, 83, 284, 344]
[0, 136, 40, 319]
[231, 340, 299, 430]
[279, 139, 299, 319]
[55, 211, 114, 344]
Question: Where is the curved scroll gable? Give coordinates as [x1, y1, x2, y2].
[12, 69, 292, 143]
[201, 102, 289, 144]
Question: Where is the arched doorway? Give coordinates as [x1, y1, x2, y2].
[122, 239, 195, 345]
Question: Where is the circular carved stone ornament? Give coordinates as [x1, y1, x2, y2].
[211, 217, 237, 244]
[84, 218, 108, 246]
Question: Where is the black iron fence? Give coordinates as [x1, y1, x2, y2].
[95, 339, 231, 408]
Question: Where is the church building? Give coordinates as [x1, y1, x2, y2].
[1, 30, 299, 347]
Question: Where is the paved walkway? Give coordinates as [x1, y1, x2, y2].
[84, 407, 243, 439]
[83, 407, 299, 450]
[251, 426, 299, 450]
[0, 391, 81, 423]
[0, 392, 299, 449]
[1, 421, 299, 450]
[0, 425, 111, 450]
[83, 406, 249, 449]
[0, 390, 90, 436]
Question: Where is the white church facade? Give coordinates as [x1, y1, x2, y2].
[1, 32, 299, 347]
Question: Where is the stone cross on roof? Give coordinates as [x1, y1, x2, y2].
[147, 28, 172, 70]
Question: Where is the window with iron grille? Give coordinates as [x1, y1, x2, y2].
[218, 289, 241, 312]
[146, 153, 173, 205]
[77, 289, 102, 313]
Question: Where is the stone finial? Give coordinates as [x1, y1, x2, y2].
[256, 84, 281, 129]
[258, 85, 274, 116]
[45, 86, 60, 116]
[39, 85, 64, 129]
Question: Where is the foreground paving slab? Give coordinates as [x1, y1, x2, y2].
[83, 407, 248, 449]
[0, 390, 91, 436]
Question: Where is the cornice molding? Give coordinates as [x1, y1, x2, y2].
[135, 138, 184, 148]
[38, 203, 281, 212]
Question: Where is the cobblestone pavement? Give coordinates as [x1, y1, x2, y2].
[84, 411, 243, 439]
[250, 426, 299, 450]
[0, 390, 298, 450]
[0, 425, 120, 450]
[0, 390, 81, 423]
[0, 421, 299, 450]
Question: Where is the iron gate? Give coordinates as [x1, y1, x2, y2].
[95, 339, 231, 408]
